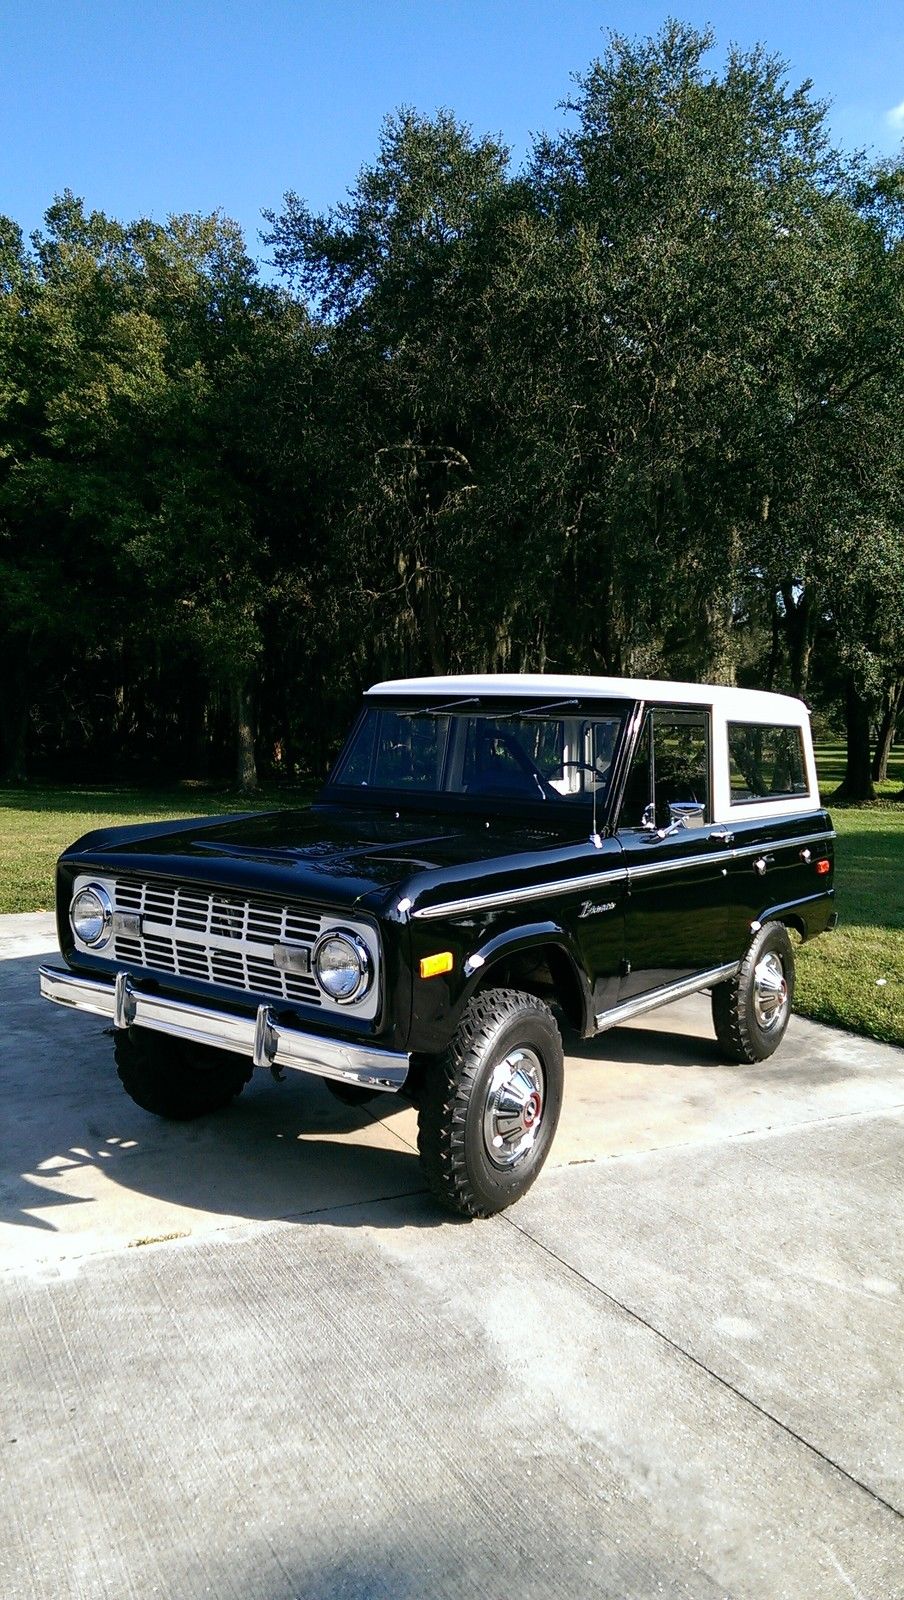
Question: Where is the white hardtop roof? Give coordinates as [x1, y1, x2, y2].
[367, 674, 809, 722]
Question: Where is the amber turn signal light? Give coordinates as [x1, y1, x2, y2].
[815, 858, 830, 875]
[419, 951, 454, 979]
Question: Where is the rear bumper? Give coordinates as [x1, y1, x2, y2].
[39, 965, 409, 1093]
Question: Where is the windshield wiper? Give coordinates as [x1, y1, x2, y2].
[402, 697, 482, 717]
[401, 695, 581, 720]
[511, 698, 580, 719]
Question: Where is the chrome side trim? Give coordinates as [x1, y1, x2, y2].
[411, 828, 833, 920]
[412, 867, 627, 920]
[39, 966, 409, 1092]
[594, 962, 740, 1032]
[628, 849, 734, 879]
[733, 828, 835, 856]
[628, 829, 834, 882]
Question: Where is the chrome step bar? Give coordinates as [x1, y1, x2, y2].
[594, 961, 740, 1033]
[39, 966, 409, 1093]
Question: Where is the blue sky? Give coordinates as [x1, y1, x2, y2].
[2, 1, 902, 271]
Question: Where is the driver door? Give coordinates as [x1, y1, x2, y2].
[616, 706, 731, 1001]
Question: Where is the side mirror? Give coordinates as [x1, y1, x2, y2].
[668, 801, 705, 830]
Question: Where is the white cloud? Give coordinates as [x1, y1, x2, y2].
[886, 99, 904, 130]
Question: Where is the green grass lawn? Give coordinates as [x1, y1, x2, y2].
[795, 742, 904, 1046]
[0, 785, 288, 917]
[795, 805, 904, 1045]
[1, 746, 902, 1046]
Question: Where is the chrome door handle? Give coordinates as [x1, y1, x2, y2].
[711, 828, 734, 845]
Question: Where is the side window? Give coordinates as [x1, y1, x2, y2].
[619, 710, 710, 829]
[728, 723, 807, 803]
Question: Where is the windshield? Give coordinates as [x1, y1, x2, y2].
[329, 704, 626, 806]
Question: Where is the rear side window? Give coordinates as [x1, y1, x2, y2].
[728, 723, 808, 803]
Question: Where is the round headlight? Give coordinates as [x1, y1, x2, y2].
[313, 929, 370, 1004]
[70, 884, 113, 948]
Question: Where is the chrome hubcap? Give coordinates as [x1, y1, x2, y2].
[753, 952, 789, 1031]
[482, 1047, 545, 1169]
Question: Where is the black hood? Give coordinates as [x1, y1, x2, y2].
[61, 802, 575, 911]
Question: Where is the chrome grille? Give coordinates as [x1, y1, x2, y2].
[111, 878, 323, 1005]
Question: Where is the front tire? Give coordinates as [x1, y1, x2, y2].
[712, 922, 795, 1063]
[322, 1080, 379, 1108]
[114, 1027, 252, 1119]
[417, 988, 564, 1218]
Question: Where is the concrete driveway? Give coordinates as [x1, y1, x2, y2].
[2, 913, 902, 1598]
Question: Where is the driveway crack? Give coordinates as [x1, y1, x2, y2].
[503, 1211, 904, 1524]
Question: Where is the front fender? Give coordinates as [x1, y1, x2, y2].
[454, 920, 593, 1034]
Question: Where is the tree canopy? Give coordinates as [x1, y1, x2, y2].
[2, 23, 902, 798]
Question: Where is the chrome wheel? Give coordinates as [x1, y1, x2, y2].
[482, 1046, 545, 1170]
[418, 989, 564, 1217]
[752, 952, 789, 1032]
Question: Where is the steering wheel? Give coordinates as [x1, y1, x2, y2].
[475, 729, 553, 800]
[548, 759, 609, 785]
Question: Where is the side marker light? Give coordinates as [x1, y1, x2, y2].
[420, 952, 454, 979]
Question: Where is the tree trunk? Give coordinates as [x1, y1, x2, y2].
[871, 676, 903, 784]
[704, 592, 737, 685]
[780, 583, 814, 699]
[185, 685, 211, 781]
[704, 528, 741, 685]
[233, 680, 258, 794]
[763, 591, 781, 691]
[0, 651, 29, 783]
[834, 676, 875, 802]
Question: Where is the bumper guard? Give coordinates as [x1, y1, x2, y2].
[39, 965, 409, 1092]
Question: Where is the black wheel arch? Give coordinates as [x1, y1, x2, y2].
[454, 922, 592, 1035]
[755, 891, 836, 944]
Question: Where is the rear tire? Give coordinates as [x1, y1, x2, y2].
[114, 1027, 252, 1119]
[712, 922, 795, 1063]
[417, 988, 564, 1218]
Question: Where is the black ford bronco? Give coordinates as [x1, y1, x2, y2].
[41, 674, 835, 1217]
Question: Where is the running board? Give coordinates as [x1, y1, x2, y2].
[594, 962, 740, 1034]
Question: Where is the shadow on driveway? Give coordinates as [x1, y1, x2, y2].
[3, 951, 445, 1248]
[4, 947, 903, 1259]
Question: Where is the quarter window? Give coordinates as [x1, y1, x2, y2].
[728, 723, 808, 803]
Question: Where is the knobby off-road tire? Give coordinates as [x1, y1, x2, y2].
[711, 922, 795, 1064]
[114, 1026, 253, 1120]
[417, 987, 564, 1219]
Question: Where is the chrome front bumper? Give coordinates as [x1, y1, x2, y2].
[39, 966, 409, 1092]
